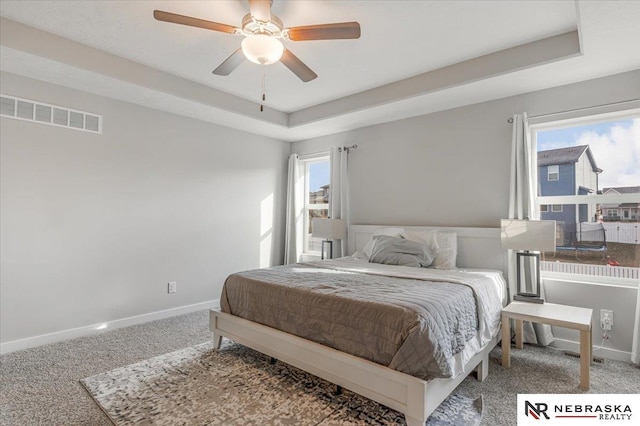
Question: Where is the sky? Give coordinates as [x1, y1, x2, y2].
[537, 118, 640, 188]
[308, 161, 330, 191]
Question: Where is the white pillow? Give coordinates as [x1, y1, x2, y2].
[404, 230, 438, 254]
[361, 227, 407, 258]
[368, 235, 436, 268]
[351, 250, 368, 260]
[405, 230, 458, 270]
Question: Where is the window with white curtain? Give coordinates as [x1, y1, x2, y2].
[301, 154, 330, 255]
[530, 108, 640, 282]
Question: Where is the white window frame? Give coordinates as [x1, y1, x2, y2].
[300, 153, 330, 256]
[547, 165, 559, 181]
[529, 104, 640, 285]
[550, 204, 563, 212]
[540, 205, 548, 212]
[608, 209, 619, 217]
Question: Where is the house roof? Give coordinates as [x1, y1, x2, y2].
[602, 186, 640, 194]
[537, 145, 601, 172]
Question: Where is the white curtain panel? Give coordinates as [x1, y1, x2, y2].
[329, 147, 350, 258]
[508, 113, 554, 346]
[284, 154, 304, 265]
[632, 288, 640, 365]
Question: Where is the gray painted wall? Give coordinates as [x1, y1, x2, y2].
[0, 72, 289, 343]
[291, 69, 640, 357]
[545, 280, 637, 354]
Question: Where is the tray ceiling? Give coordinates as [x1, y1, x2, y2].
[1, 1, 639, 141]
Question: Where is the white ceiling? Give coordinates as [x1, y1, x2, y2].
[1, 1, 639, 141]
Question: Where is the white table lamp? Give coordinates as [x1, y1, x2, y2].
[501, 219, 556, 303]
[312, 218, 346, 260]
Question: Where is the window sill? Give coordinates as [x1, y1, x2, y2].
[300, 253, 322, 262]
[542, 271, 639, 289]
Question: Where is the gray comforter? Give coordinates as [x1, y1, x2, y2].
[220, 259, 503, 380]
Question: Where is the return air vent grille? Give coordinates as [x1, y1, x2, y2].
[16, 100, 34, 119]
[0, 94, 102, 134]
[53, 108, 68, 126]
[35, 104, 52, 123]
[1, 97, 16, 116]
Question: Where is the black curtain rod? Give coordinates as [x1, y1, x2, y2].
[339, 144, 358, 152]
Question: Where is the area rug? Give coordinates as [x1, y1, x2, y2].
[81, 340, 483, 425]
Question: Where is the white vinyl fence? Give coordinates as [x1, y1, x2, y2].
[602, 222, 640, 244]
[541, 261, 639, 279]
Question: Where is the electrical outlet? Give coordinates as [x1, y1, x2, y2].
[168, 281, 177, 294]
[600, 309, 613, 331]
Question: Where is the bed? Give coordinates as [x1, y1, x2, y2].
[210, 225, 508, 425]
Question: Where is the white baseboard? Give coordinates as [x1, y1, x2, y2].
[551, 337, 631, 363]
[0, 300, 219, 355]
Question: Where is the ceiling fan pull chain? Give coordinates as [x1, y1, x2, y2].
[260, 66, 266, 112]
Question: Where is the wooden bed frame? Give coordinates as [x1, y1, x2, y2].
[210, 225, 507, 426]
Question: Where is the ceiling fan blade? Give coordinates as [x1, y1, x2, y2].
[280, 49, 317, 82]
[287, 22, 361, 41]
[212, 48, 246, 76]
[248, 0, 271, 22]
[153, 10, 237, 34]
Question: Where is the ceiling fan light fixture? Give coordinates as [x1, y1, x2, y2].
[241, 34, 284, 65]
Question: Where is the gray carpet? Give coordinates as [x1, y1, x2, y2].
[2, 310, 639, 425]
[0, 311, 211, 425]
[80, 340, 482, 426]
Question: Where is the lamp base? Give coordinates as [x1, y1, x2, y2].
[514, 295, 544, 304]
[320, 240, 333, 260]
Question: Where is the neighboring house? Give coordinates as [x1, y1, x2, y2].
[308, 184, 330, 235]
[601, 186, 640, 222]
[309, 184, 330, 204]
[538, 145, 602, 243]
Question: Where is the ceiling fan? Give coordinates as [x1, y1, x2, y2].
[154, 0, 361, 82]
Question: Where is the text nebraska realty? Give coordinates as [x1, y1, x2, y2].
[527, 401, 633, 420]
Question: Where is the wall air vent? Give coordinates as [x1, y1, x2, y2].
[0, 94, 102, 134]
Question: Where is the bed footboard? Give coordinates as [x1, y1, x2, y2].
[209, 309, 499, 424]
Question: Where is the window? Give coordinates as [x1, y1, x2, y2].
[531, 109, 640, 281]
[301, 155, 330, 254]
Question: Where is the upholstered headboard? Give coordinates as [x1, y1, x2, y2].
[348, 225, 507, 275]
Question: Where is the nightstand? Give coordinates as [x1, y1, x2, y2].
[501, 301, 593, 390]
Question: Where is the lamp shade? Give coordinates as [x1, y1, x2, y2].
[312, 218, 346, 240]
[241, 34, 284, 65]
[501, 219, 556, 252]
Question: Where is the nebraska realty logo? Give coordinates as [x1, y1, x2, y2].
[517, 394, 639, 425]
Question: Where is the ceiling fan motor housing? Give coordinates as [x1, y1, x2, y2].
[241, 13, 283, 37]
